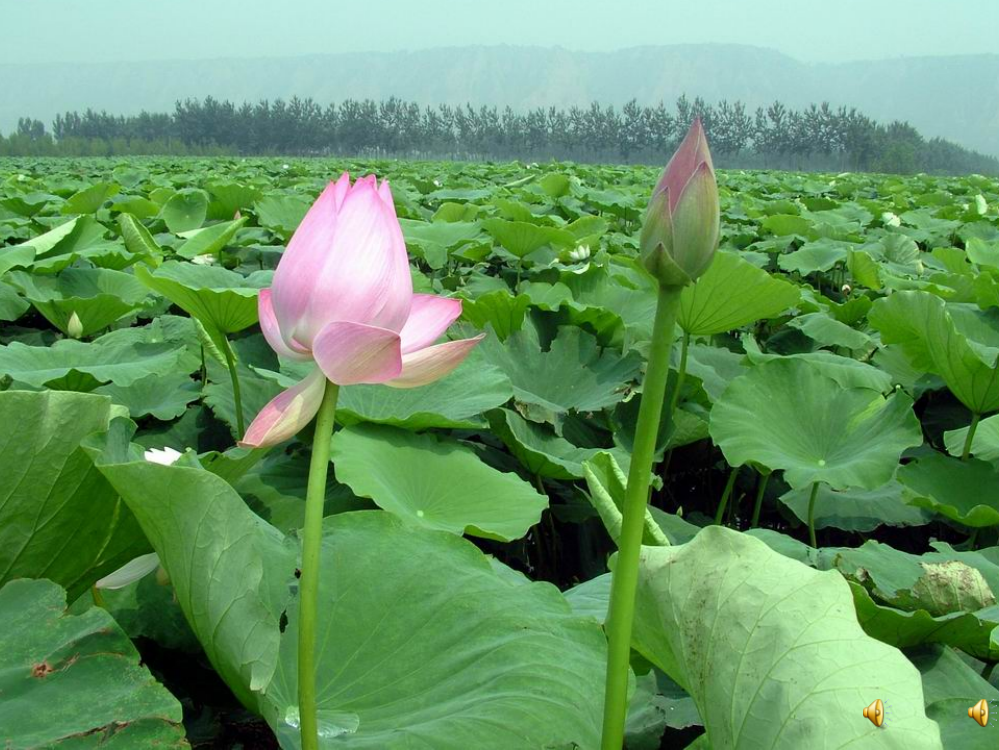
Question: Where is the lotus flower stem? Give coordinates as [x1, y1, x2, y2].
[668, 331, 691, 415]
[806, 481, 820, 548]
[714, 465, 740, 525]
[601, 285, 680, 750]
[750, 471, 771, 528]
[219, 336, 246, 437]
[298, 379, 339, 750]
[961, 413, 981, 461]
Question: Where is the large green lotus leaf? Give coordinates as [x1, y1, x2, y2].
[94, 371, 202, 420]
[254, 194, 311, 241]
[160, 188, 208, 233]
[710, 358, 922, 490]
[898, 453, 999, 527]
[62, 181, 121, 215]
[0, 391, 148, 600]
[944, 414, 999, 462]
[0, 579, 187, 749]
[473, 322, 642, 423]
[134, 261, 269, 345]
[911, 645, 999, 748]
[94, 572, 200, 654]
[826, 541, 999, 658]
[399, 218, 483, 266]
[678, 250, 799, 335]
[0, 329, 192, 390]
[235, 452, 371, 534]
[330, 423, 546, 541]
[5, 267, 151, 337]
[560, 259, 659, 348]
[0, 280, 29, 321]
[175, 217, 247, 259]
[334, 350, 513, 430]
[779, 480, 932, 532]
[488, 407, 631, 480]
[683, 343, 748, 401]
[481, 217, 573, 258]
[850, 585, 999, 659]
[206, 181, 263, 220]
[0, 191, 56, 217]
[777, 240, 849, 274]
[117, 213, 163, 261]
[787, 311, 872, 350]
[261, 511, 606, 750]
[742, 342, 893, 392]
[90, 429, 297, 710]
[869, 291, 999, 414]
[14, 216, 131, 272]
[630, 526, 943, 749]
[459, 289, 531, 340]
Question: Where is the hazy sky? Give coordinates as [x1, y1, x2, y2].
[3, 0, 997, 64]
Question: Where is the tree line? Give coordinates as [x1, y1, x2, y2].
[3, 94, 997, 175]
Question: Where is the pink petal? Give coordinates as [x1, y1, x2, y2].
[259, 289, 311, 361]
[330, 172, 351, 211]
[238, 368, 327, 449]
[398, 294, 463, 354]
[270, 181, 343, 338]
[293, 178, 413, 345]
[657, 118, 715, 213]
[377, 179, 396, 215]
[385, 335, 485, 389]
[312, 320, 403, 385]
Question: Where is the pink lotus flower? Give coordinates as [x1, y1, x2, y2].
[240, 173, 483, 448]
[639, 118, 719, 287]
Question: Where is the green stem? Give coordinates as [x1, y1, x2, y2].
[750, 471, 771, 528]
[220, 336, 246, 438]
[962, 413, 981, 461]
[968, 527, 980, 550]
[668, 331, 691, 415]
[600, 286, 680, 750]
[806, 482, 820, 548]
[714, 466, 740, 525]
[298, 381, 339, 750]
[90, 585, 106, 609]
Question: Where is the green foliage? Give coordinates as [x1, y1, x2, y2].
[4, 155, 999, 747]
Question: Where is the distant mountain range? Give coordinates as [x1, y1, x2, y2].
[3, 44, 998, 156]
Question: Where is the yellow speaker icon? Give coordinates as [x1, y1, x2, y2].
[863, 699, 884, 728]
[968, 699, 989, 727]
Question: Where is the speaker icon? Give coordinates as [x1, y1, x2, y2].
[863, 699, 884, 728]
[968, 699, 989, 727]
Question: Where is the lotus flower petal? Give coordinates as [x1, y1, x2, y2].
[399, 294, 463, 354]
[144, 446, 183, 465]
[259, 289, 311, 361]
[670, 162, 720, 281]
[239, 367, 327, 448]
[270, 180, 343, 337]
[312, 320, 403, 385]
[385, 335, 485, 388]
[271, 175, 413, 347]
[658, 118, 714, 212]
[95, 552, 161, 590]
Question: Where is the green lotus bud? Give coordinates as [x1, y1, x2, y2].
[66, 311, 84, 339]
[640, 119, 720, 287]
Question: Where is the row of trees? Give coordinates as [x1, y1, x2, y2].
[3, 95, 997, 175]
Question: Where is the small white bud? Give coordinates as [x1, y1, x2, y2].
[66, 311, 84, 339]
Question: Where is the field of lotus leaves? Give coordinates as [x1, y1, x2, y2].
[1, 154, 999, 749]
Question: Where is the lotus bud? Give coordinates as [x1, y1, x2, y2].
[640, 119, 720, 287]
[66, 311, 84, 339]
